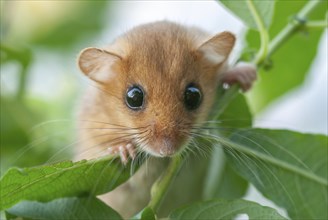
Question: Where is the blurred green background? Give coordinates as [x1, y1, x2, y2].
[0, 1, 113, 172]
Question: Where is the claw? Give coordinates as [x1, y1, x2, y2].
[126, 143, 136, 159]
[221, 62, 257, 92]
[107, 143, 136, 165]
[119, 146, 128, 165]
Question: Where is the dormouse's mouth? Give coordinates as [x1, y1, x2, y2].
[141, 137, 187, 157]
[143, 145, 177, 157]
[135, 121, 191, 157]
[159, 147, 176, 157]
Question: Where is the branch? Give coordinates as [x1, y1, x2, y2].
[246, 0, 269, 65]
[147, 0, 325, 215]
[305, 20, 328, 29]
[148, 156, 182, 212]
[267, 0, 324, 61]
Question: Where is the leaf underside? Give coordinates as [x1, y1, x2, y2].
[169, 199, 287, 219]
[6, 197, 122, 220]
[226, 128, 327, 219]
[0, 156, 137, 210]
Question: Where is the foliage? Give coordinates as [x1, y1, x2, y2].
[220, 0, 275, 30]
[6, 197, 121, 220]
[1, 0, 327, 219]
[228, 129, 327, 219]
[244, 0, 328, 111]
[0, 157, 136, 210]
[169, 199, 287, 220]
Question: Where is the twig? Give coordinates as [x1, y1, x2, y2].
[147, 0, 325, 215]
[148, 156, 182, 212]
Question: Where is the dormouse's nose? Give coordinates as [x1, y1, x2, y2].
[159, 138, 175, 156]
[147, 121, 185, 157]
[149, 112, 183, 156]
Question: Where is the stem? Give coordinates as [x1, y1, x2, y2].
[305, 20, 328, 29]
[246, 0, 269, 65]
[148, 156, 182, 212]
[267, 0, 323, 60]
[147, 0, 325, 215]
[17, 65, 29, 100]
[213, 85, 239, 119]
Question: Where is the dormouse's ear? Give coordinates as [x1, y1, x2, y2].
[197, 31, 235, 65]
[78, 47, 122, 83]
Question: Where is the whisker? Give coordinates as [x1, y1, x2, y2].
[3, 129, 75, 170]
[79, 120, 150, 130]
[188, 129, 301, 209]
[80, 127, 139, 131]
[47, 129, 147, 163]
[30, 119, 75, 132]
[73, 127, 151, 162]
[83, 80, 121, 102]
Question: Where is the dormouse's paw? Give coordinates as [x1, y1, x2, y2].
[221, 62, 257, 92]
[107, 143, 136, 165]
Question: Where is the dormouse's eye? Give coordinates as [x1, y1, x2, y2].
[184, 83, 202, 111]
[126, 85, 144, 110]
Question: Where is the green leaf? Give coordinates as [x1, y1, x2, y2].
[157, 154, 211, 217]
[218, 92, 253, 134]
[204, 93, 251, 200]
[246, 0, 327, 111]
[169, 199, 287, 219]
[5, 197, 122, 220]
[140, 207, 155, 220]
[218, 0, 275, 30]
[209, 161, 249, 200]
[226, 129, 328, 219]
[209, 85, 242, 120]
[0, 157, 138, 210]
[132, 207, 156, 220]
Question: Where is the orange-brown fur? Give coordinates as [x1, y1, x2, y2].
[76, 21, 235, 217]
[77, 21, 234, 159]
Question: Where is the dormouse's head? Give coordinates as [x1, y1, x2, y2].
[78, 21, 235, 157]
